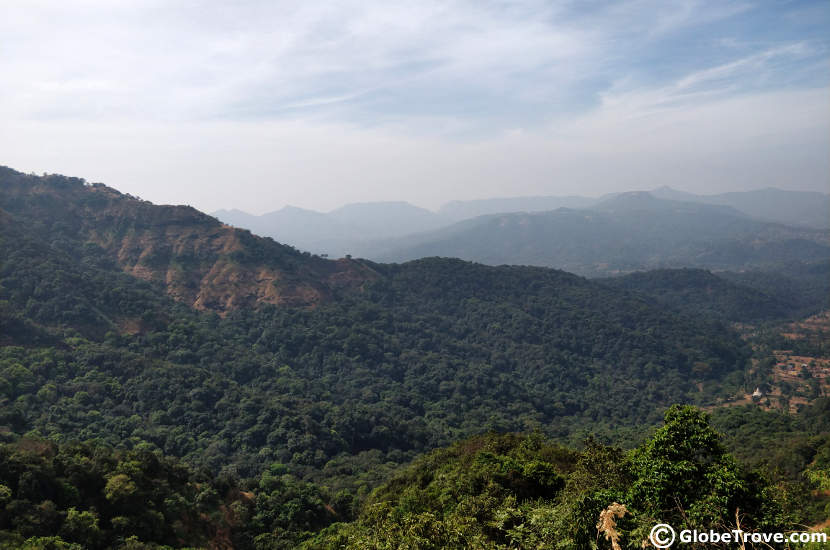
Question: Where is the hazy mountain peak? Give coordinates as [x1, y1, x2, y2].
[266, 205, 331, 219]
[278, 204, 320, 213]
[595, 191, 665, 210]
[437, 194, 598, 220]
[212, 207, 253, 218]
[329, 200, 434, 216]
[596, 191, 747, 218]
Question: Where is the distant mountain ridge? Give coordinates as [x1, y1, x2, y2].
[437, 194, 596, 221]
[213, 185, 828, 260]
[370, 193, 830, 275]
[593, 191, 747, 218]
[648, 186, 830, 229]
[214, 201, 450, 257]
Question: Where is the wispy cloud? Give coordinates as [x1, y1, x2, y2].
[596, 42, 818, 120]
[5, 0, 823, 128]
[674, 43, 812, 90]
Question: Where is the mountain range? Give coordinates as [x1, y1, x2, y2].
[213, 201, 452, 259]
[213, 186, 829, 272]
[648, 186, 830, 229]
[369, 192, 829, 275]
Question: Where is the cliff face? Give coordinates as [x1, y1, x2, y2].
[0, 167, 377, 313]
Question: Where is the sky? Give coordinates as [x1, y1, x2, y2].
[0, 0, 828, 214]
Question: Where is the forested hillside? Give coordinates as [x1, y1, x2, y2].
[721, 261, 830, 318]
[2, 168, 827, 548]
[597, 269, 801, 323]
[0, 167, 376, 313]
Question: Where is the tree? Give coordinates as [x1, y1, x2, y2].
[60, 508, 101, 548]
[629, 405, 774, 532]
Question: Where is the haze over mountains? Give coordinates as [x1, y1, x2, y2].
[215, 201, 451, 259]
[214, 186, 830, 275]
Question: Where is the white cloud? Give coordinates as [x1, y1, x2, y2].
[0, 1, 636, 122]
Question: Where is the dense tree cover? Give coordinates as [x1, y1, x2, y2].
[0, 252, 751, 485]
[302, 406, 791, 549]
[1, 180, 753, 494]
[0, 213, 175, 341]
[0, 438, 338, 549]
[2, 407, 822, 549]
[0, 438, 225, 549]
[597, 268, 797, 323]
[720, 261, 830, 320]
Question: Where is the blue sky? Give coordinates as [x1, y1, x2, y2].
[0, 0, 827, 213]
